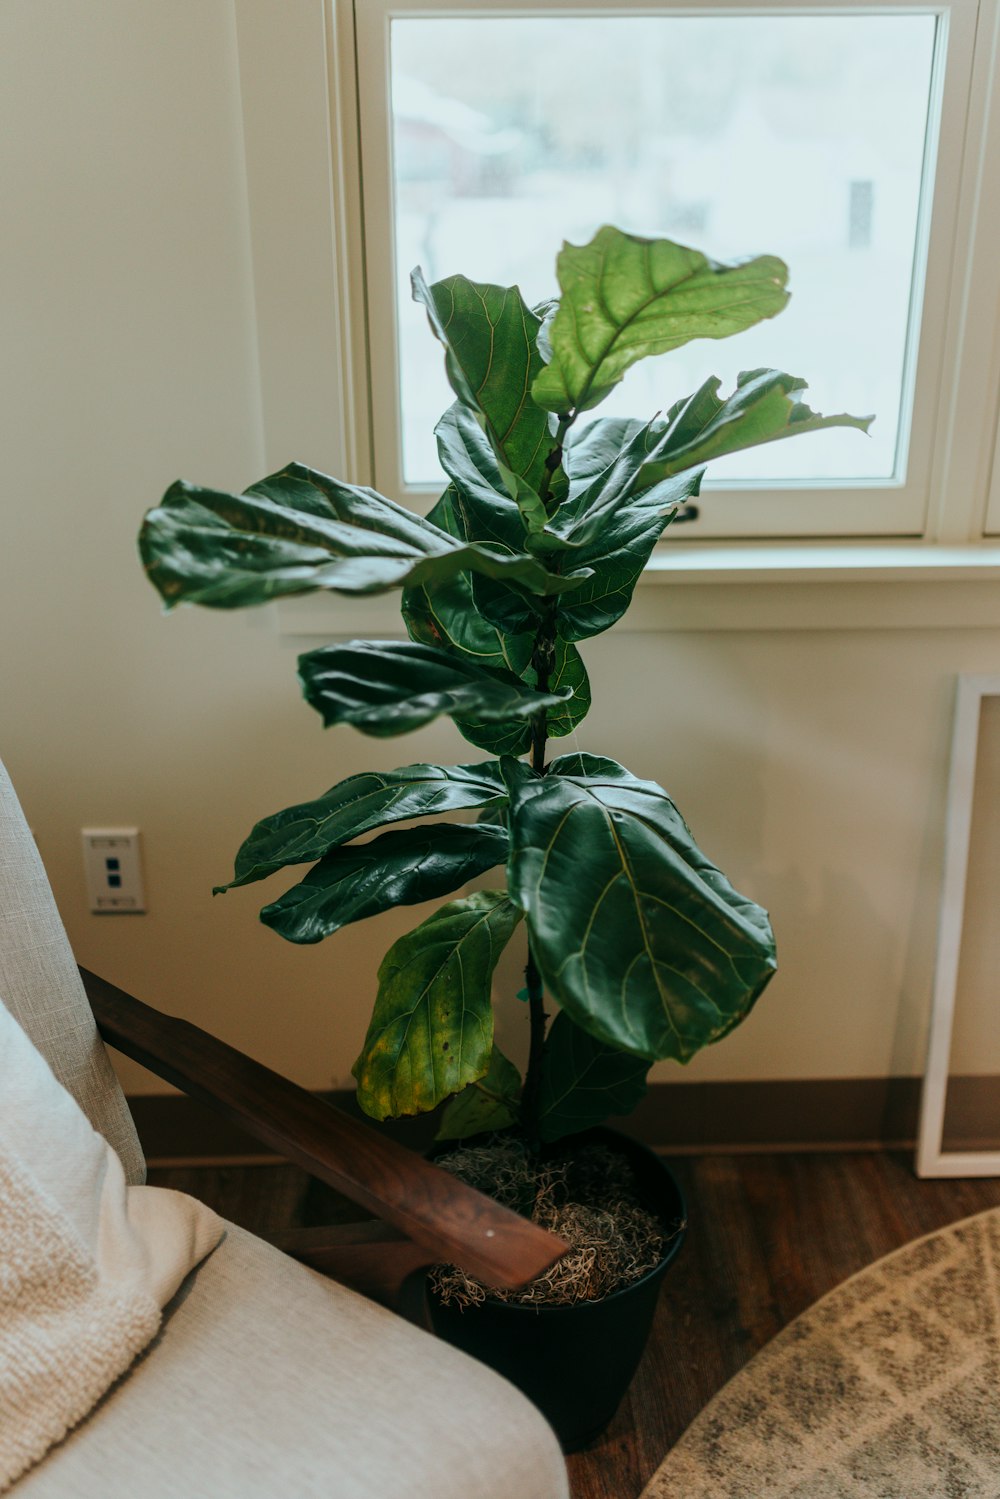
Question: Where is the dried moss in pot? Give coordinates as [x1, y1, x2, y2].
[430, 1137, 680, 1309]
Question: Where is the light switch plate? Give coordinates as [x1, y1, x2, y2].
[81, 828, 145, 913]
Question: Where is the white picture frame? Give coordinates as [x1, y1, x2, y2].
[916, 672, 1000, 1177]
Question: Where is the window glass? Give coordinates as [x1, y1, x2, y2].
[390, 13, 938, 488]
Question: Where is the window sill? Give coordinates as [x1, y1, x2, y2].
[643, 541, 1000, 585]
[276, 542, 1000, 639]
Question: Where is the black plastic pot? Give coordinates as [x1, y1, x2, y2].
[428, 1128, 686, 1453]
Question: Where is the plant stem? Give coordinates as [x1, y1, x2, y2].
[537, 413, 573, 517]
[522, 943, 547, 1149]
[521, 600, 557, 1148]
[520, 413, 575, 1146]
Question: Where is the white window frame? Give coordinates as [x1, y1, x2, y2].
[232, 0, 1000, 552]
[917, 673, 1000, 1178]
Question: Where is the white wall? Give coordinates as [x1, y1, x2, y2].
[3, 1, 1000, 1101]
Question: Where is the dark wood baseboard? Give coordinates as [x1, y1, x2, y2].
[128, 1075, 1000, 1167]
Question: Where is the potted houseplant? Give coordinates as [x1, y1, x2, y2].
[139, 225, 869, 1448]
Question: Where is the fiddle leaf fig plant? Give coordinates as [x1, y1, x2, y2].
[139, 225, 872, 1148]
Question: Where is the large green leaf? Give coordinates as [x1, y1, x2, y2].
[453, 711, 533, 760]
[504, 753, 776, 1061]
[297, 639, 568, 737]
[397, 465, 564, 645]
[555, 468, 704, 641]
[550, 418, 677, 549]
[403, 574, 536, 753]
[531, 226, 789, 414]
[563, 417, 660, 489]
[436, 403, 545, 551]
[537, 1012, 650, 1143]
[248, 464, 450, 552]
[470, 570, 547, 639]
[353, 891, 523, 1120]
[637, 369, 874, 484]
[435, 405, 522, 551]
[402, 562, 520, 671]
[217, 761, 508, 890]
[259, 823, 508, 944]
[400, 488, 537, 756]
[436, 1045, 522, 1141]
[547, 371, 868, 641]
[451, 636, 591, 757]
[140, 465, 586, 611]
[412, 271, 552, 493]
[434, 465, 570, 638]
[399, 488, 533, 674]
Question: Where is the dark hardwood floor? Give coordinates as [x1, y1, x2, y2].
[148, 1151, 1000, 1499]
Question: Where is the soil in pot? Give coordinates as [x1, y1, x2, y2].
[428, 1129, 686, 1451]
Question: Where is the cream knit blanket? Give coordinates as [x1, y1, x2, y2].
[0, 998, 223, 1491]
[0, 1144, 160, 1492]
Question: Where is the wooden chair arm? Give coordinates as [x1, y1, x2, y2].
[81, 967, 565, 1290]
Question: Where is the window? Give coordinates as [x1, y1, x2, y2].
[351, 0, 992, 541]
[388, 14, 935, 489]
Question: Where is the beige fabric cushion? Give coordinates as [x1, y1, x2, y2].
[17, 1224, 569, 1499]
[0, 1151, 160, 1494]
[0, 1000, 224, 1490]
[0, 758, 144, 1184]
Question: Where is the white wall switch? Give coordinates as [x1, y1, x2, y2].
[81, 828, 146, 913]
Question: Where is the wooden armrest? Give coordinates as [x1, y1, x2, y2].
[82, 968, 565, 1290]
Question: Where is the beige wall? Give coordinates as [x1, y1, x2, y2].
[4, 1, 1000, 1101]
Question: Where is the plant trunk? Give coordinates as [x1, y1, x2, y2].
[520, 603, 557, 1148]
[522, 943, 547, 1149]
[520, 421, 573, 1147]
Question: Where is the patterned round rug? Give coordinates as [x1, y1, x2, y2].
[642, 1206, 1000, 1498]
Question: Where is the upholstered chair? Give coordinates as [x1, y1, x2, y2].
[0, 757, 569, 1497]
